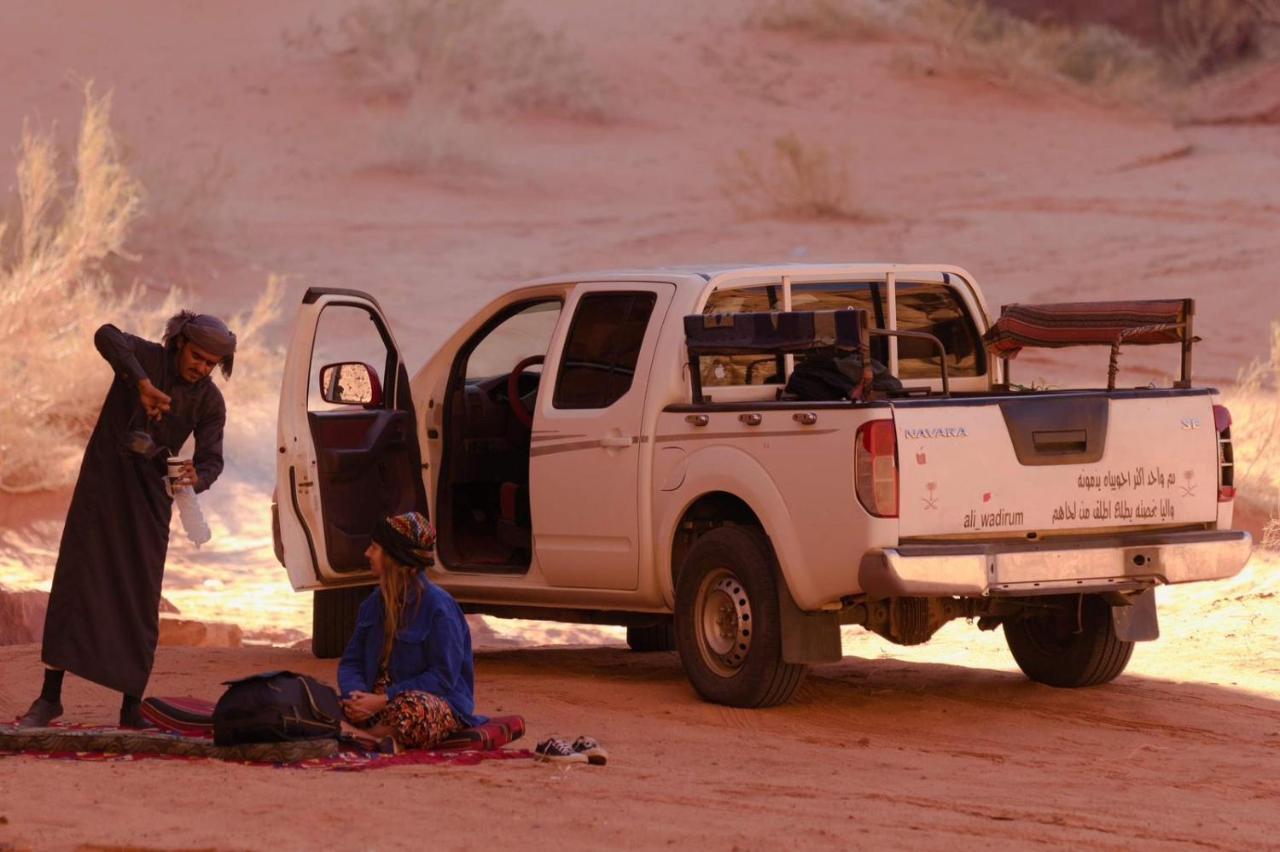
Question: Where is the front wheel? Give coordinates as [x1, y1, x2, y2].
[1004, 594, 1135, 688]
[675, 526, 807, 707]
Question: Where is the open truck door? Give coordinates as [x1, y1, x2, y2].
[275, 287, 427, 656]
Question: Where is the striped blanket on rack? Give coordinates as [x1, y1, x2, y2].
[982, 300, 1189, 359]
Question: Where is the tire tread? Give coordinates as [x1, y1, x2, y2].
[675, 526, 808, 707]
[1005, 595, 1134, 688]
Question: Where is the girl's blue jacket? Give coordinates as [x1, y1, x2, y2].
[338, 576, 480, 727]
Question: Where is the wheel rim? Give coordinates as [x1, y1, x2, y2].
[693, 567, 753, 677]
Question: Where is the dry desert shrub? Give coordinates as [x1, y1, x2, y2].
[1162, 0, 1260, 79]
[0, 86, 284, 493]
[372, 98, 492, 173]
[749, 0, 889, 41]
[1265, 516, 1279, 549]
[906, 0, 1161, 93]
[0, 87, 152, 492]
[719, 133, 860, 220]
[752, 0, 1170, 99]
[1254, 0, 1280, 28]
[1225, 319, 1280, 517]
[294, 0, 604, 119]
[753, 0, 1278, 95]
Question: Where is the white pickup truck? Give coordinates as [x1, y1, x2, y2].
[273, 264, 1252, 707]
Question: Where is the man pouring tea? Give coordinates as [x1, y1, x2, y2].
[17, 311, 236, 728]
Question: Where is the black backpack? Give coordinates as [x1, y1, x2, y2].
[212, 671, 343, 746]
[785, 352, 903, 401]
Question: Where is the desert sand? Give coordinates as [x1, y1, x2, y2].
[1, 0, 1279, 849]
[2, 573, 1280, 852]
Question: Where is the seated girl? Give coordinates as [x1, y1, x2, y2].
[338, 511, 479, 750]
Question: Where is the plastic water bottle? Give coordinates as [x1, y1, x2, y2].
[173, 486, 211, 547]
[166, 457, 211, 547]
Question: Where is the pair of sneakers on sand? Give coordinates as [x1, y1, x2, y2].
[535, 735, 607, 765]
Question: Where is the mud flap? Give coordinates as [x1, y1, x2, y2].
[1111, 588, 1159, 642]
[778, 581, 842, 664]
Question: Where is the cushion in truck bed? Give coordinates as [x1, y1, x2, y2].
[983, 300, 1189, 358]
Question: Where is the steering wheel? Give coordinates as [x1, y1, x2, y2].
[507, 355, 545, 429]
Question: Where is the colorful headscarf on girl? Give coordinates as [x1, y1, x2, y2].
[371, 511, 436, 569]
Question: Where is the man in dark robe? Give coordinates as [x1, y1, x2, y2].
[17, 311, 237, 728]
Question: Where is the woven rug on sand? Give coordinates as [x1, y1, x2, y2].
[0, 726, 532, 770]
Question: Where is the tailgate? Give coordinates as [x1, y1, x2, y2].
[895, 392, 1220, 537]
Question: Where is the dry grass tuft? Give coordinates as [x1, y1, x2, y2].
[719, 133, 861, 220]
[1162, 0, 1261, 80]
[750, 0, 887, 41]
[1265, 516, 1280, 549]
[371, 97, 493, 173]
[292, 0, 604, 120]
[1225, 320, 1280, 518]
[0, 85, 151, 492]
[750, 0, 1280, 101]
[0, 86, 284, 493]
[903, 0, 1161, 95]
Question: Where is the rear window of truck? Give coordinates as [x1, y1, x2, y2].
[700, 281, 983, 386]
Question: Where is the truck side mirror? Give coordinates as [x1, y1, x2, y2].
[318, 362, 383, 407]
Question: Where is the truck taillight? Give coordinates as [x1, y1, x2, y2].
[855, 420, 898, 518]
[1213, 404, 1234, 502]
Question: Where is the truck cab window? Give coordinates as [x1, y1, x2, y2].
[894, 283, 983, 379]
[553, 292, 657, 409]
[791, 281, 982, 378]
[466, 300, 563, 381]
[791, 282, 889, 365]
[700, 280, 983, 388]
[700, 286, 782, 386]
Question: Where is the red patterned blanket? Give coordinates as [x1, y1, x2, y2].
[3, 700, 530, 771]
[982, 300, 1189, 358]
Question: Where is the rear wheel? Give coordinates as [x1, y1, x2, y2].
[626, 620, 676, 652]
[675, 526, 807, 707]
[1004, 595, 1134, 687]
[312, 586, 372, 659]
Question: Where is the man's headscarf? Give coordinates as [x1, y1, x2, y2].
[371, 511, 436, 569]
[164, 311, 237, 378]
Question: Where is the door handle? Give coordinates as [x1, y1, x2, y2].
[599, 436, 634, 448]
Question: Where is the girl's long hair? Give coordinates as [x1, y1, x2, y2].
[378, 553, 423, 672]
